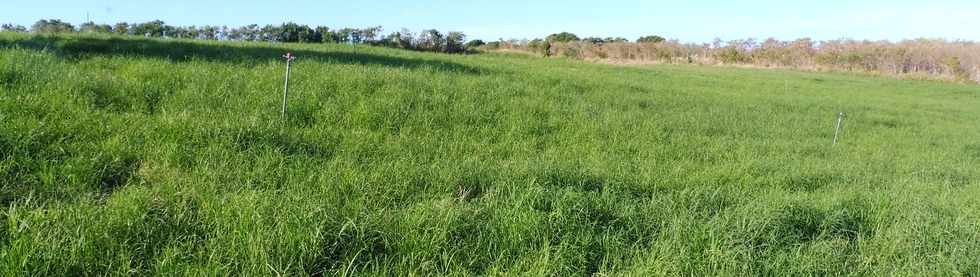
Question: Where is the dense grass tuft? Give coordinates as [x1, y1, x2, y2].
[2, 33, 979, 275]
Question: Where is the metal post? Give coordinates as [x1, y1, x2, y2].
[833, 112, 845, 145]
[281, 52, 296, 121]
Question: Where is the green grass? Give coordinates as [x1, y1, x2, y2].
[1, 33, 979, 275]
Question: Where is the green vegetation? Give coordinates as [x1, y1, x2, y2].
[18, 19, 473, 54]
[546, 32, 581, 43]
[1, 33, 979, 275]
[495, 38, 980, 84]
[637, 35, 666, 44]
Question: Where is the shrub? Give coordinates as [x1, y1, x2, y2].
[79, 22, 113, 33]
[464, 39, 486, 49]
[1, 24, 27, 33]
[546, 32, 580, 43]
[416, 29, 446, 52]
[945, 57, 970, 81]
[446, 32, 466, 54]
[31, 19, 75, 33]
[528, 39, 551, 57]
[130, 20, 168, 37]
[637, 35, 666, 44]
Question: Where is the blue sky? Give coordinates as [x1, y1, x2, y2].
[3, 0, 979, 42]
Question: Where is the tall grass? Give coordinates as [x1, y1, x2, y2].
[1, 33, 979, 275]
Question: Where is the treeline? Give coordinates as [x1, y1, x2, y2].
[489, 34, 980, 83]
[1, 19, 483, 54]
[6, 20, 980, 83]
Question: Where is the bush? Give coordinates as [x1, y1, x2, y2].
[31, 19, 75, 33]
[464, 39, 486, 49]
[446, 32, 466, 54]
[528, 39, 551, 57]
[1, 24, 27, 33]
[415, 29, 446, 52]
[637, 35, 666, 44]
[945, 57, 970, 81]
[546, 32, 580, 43]
[131, 20, 168, 37]
[561, 47, 579, 58]
[79, 22, 113, 33]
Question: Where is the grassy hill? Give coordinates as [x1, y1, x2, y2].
[1, 33, 979, 275]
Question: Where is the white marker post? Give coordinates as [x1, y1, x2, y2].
[833, 112, 845, 145]
[281, 52, 296, 121]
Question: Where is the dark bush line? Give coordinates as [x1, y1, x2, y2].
[10, 21, 980, 83]
[2, 19, 474, 54]
[0, 36, 487, 75]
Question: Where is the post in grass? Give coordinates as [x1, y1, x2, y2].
[833, 112, 845, 145]
[281, 52, 297, 121]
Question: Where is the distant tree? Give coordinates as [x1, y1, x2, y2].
[604, 37, 628, 43]
[260, 25, 281, 41]
[277, 22, 302, 42]
[464, 39, 486, 49]
[163, 25, 177, 37]
[236, 24, 261, 41]
[416, 29, 445, 52]
[31, 19, 75, 33]
[79, 22, 112, 33]
[225, 26, 243, 40]
[199, 25, 219, 40]
[637, 35, 666, 44]
[336, 28, 356, 43]
[188, 26, 203, 39]
[113, 22, 130, 35]
[297, 25, 319, 43]
[131, 20, 169, 37]
[528, 39, 552, 56]
[715, 39, 756, 64]
[276, 22, 316, 43]
[217, 26, 230, 40]
[349, 28, 363, 44]
[1, 24, 27, 32]
[169, 26, 188, 39]
[445, 31, 466, 53]
[546, 32, 579, 43]
[361, 26, 382, 43]
[79, 22, 95, 32]
[315, 26, 337, 43]
[582, 37, 605, 44]
[946, 57, 970, 81]
[386, 29, 414, 49]
[379, 32, 397, 47]
[484, 41, 502, 50]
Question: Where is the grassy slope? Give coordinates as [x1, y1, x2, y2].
[1, 33, 978, 275]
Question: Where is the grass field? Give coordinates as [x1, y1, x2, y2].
[1, 33, 979, 275]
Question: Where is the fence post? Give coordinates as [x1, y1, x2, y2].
[281, 52, 296, 121]
[833, 112, 845, 145]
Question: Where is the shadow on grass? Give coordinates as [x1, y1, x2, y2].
[0, 35, 485, 75]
